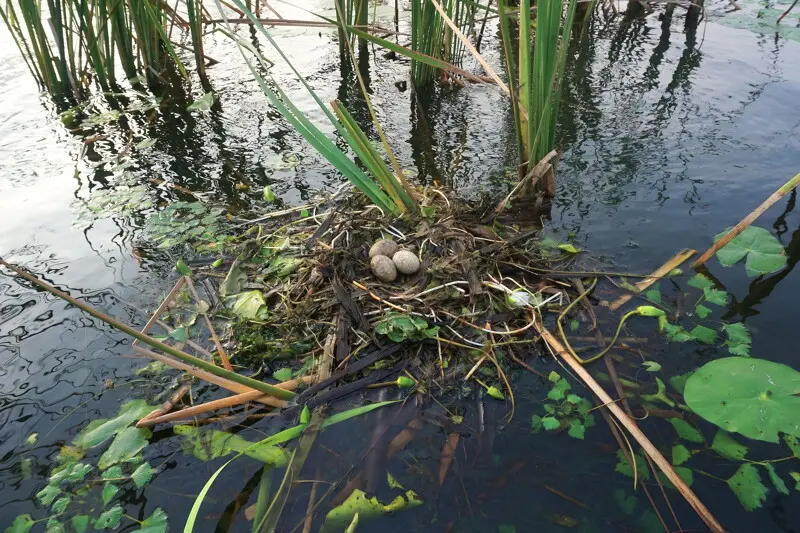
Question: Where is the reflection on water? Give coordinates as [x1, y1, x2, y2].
[3, 2, 800, 531]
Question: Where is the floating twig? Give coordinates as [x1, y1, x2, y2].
[608, 249, 696, 311]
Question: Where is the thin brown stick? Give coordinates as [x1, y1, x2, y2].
[136, 390, 265, 427]
[184, 276, 232, 371]
[438, 432, 461, 486]
[608, 249, 696, 311]
[535, 324, 726, 533]
[138, 383, 192, 425]
[693, 172, 800, 267]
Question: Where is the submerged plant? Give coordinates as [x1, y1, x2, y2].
[531, 371, 595, 439]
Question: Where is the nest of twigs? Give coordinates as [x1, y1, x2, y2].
[205, 187, 588, 409]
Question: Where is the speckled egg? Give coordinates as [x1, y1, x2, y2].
[370, 255, 398, 282]
[369, 239, 398, 259]
[392, 250, 421, 275]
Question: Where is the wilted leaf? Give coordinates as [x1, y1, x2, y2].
[98, 427, 151, 470]
[685, 357, 800, 442]
[93, 506, 123, 530]
[727, 464, 767, 511]
[226, 290, 267, 320]
[715, 226, 787, 277]
[321, 488, 422, 532]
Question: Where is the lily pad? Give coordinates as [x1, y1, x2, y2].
[685, 357, 800, 443]
[714, 226, 787, 277]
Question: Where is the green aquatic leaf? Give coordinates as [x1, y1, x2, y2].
[547, 378, 570, 401]
[714, 226, 787, 277]
[567, 420, 585, 439]
[645, 286, 661, 304]
[486, 386, 505, 401]
[548, 371, 561, 383]
[727, 464, 768, 511]
[187, 91, 216, 111]
[657, 466, 694, 489]
[541, 417, 561, 431]
[669, 372, 693, 395]
[531, 415, 543, 432]
[272, 368, 293, 381]
[689, 325, 718, 345]
[724, 322, 751, 345]
[688, 274, 714, 290]
[6, 514, 34, 533]
[174, 426, 289, 465]
[641, 361, 661, 372]
[266, 256, 302, 278]
[50, 462, 92, 484]
[784, 435, 800, 459]
[672, 445, 691, 466]
[73, 400, 155, 448]
[635, 305, 665, 317]
[226, 290, 267, 320]
[613, 489, 637, 515]
[169, 327, 188, 342]
[98, 427, 151, 470]
[176, 259, 192, 276]
[569, 319, 579, 332]
[135, 508, 168, 533]
[763, 463, 789, 495]
[711, 431, 749, 460]
[51, 495, 71, 513]
[703, 286, 729, 306]
[102, 484, 119, 506]
[727, 342, 751, 357]
[263, 185, 277, 203]
[615, 450, 650, 481]
[790, 472, 800, 491]
[101, 466, 123, 480]
[36, 485, 61, 506]
[556, 243, 580, 254]
[45, 519, 64, 533]
[684, 357, 800, 443]
[93, 506, 123, 530]
[566, 393, 583, 404]
[668, 418, 704, 443]
[131, 462, 154, 488]
[321, 488, 422, 533]
[663, 323, 693, 343]
[70, 516, 89, 533]
[694, 304, 712, 319]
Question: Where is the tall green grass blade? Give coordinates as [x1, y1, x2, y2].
[251, 467, 273, 533]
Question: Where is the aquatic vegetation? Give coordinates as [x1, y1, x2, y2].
[374, 313, 440, 342]
[8, 401, 167, 533]
[0, 0, 191, 98]
[713, 226, 787, 277]
[684, 357, 800, 443]
[497, 0, 578, 185]
[321, 475, 422, 532]
[410, 0, 475, 85]
[146, 201, 229, 251]
[531, 371, 595, 439]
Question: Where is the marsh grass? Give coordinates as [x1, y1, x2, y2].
[411, 0, 476, 85]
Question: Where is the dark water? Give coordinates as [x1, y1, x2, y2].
[2, 2, 800, 532]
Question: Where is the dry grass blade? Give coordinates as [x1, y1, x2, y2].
[608, 249, 696, 311]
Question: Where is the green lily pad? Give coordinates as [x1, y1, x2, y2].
[685, 357, 800, 443]
[714, 226, 787, 277]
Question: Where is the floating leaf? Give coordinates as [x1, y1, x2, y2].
[45, 519, 64, 533]
[669, 372, 693, 395]
[226, 290, 267, 320]
[98, 427, 151, 470]
[102, 484, 119, 505]
[531, 415, 543, 432]
[569, 319, 579, 332]
[657, 466, 694, 489]
[727, 342, 751, 357]
[725, 322, 751, 345]
[694, 304, 712, 319]
[663, 323, 693, 343]
[173, 426, 289, 465]
[613, 489, 637, 515]
[557, 243, 580, 254]
[135, 508, 168, 533]
[6, 515, 34, 533]
[25, 433, 38, 446]
[566, 393, 582, 405]
[711, 431, 749, 460]
[50, 462, 92, 484]
[703, 286, 729, 306]
[375, 313, 439, 342]
[548, 371, 561, 383]
[615, 450, 650, 481]
[641, 361, 661, 372]
[70, 516, 89, 533]
[763, 463, 789, 495]
[668, 419, 704, 443]
[73, 400, 154, 448]
[36, 485, 61, 506]
[684, 357, 800, 442]
[727, 464, 768, 511]
[672, 445, 691, 466]
[688, 274, 714, 290]
[645, 286, 661, 304]
[263, 185, 277, 203]
[176, 259, 192, 276]
[689, 325, 718, 345]
[547, 379, 570, 401]
[101, 466, 123, 480]
[784, 435, 800, 459]
[272, 368, 293, 381]
[131, 463, 154, 489]
[94, 506, 124, 530]
[541, 417, 561, 431]
[321, 488, 422, 533]
[187, 91, 216, 111]
[169, 327, 188, 342]
[567, 420, 585, 440]
[51, 495, 71, 513]
[714, 226, 787, 277]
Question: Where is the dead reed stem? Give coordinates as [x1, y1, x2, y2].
[608, 248, 696, 311]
